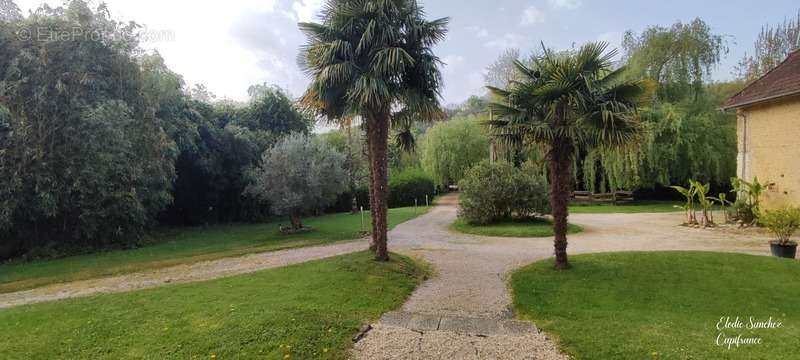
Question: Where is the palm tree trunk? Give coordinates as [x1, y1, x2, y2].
[366, 115, 390, 261]
[366, 134, 378, 251]
[549, 138, 573, 270]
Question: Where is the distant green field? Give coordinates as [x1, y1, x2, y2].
[513, 252, 800, 359]
[450, 218, 582, 238]
[0, 206, 430, 293]
[0, 251, 427, 359]
[569, 200, 682, 214]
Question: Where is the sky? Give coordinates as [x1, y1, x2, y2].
[15, 0, 800, 107]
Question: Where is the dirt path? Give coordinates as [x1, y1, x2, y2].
[350, 195, 769, 359]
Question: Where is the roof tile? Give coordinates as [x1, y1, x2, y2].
[723, 49, 800, 109]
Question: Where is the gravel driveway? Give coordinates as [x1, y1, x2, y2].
[1, 194, 771, 359]
[0, 239, 368, 309]
[351, 194, 770, 359]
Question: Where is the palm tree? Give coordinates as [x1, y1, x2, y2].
[298, 0, 448, 261]
[487, 42, 653, 269]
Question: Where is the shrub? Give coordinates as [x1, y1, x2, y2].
[325, 168, 434, 213]
[759, 207, 800, 245]
[513, 164, 551, 217]
[730, 177, 765, 224]
[388, 168, 436, 208]
[327, 187, 370, 213]
[458, 161, 549, 224]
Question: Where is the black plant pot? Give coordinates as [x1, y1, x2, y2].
[769, 241, 798, 259]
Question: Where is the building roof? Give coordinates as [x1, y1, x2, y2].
[722, 49, 800, 110]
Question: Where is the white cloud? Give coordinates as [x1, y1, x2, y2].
[520, 6, 545, 26]
[465, 26, 489, 38]
[442, 55, 465, 74]
[291, 0, 324, 23]
[467, 71, 487, 94]
[548, 0, 582, 9]
[485, 33, 525, 50]
[15, 0, 293, 102]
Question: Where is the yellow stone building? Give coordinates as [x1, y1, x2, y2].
[723, 49, 800, 209]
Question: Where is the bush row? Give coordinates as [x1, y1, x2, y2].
[326, 168, 436, 212]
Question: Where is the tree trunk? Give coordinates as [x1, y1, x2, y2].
[347, 126, 359, 215]
[350, 194, 358, 215]
[366, 114, 390, 261]
[549, 138, 574, 270]
[289, 213, 303, 231]
[366, 132, 378, 251]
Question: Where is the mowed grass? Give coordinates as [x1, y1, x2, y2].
[450, 218, 582, 238]
[0, 251, 427, 359]
[569, 200, 681, 214]
[512, 252, 800, 359]
[0, 206, 431, 293]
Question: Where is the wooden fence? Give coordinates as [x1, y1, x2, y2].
[570, 191, 634, 205]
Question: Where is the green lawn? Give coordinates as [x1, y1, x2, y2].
[512, 252, 800, 359]
[0, 206, 430, 294]
[0, 251, 427, 359]
[569, 200, 681, 214]
[449, 218, 582, 238]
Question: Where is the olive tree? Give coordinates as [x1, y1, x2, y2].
[246, 134, 347, 230]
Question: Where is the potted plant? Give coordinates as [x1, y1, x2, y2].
[759, 207, 800, 259]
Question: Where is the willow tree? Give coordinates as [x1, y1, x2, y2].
[298, 0, 448, 261]
[488, 43, 651, 269]
[420, 116, 489, 186]
[622, 18, 726, 103]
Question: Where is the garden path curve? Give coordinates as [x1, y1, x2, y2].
[0, 194, 770, 359]
[0, 240, 368, 309]
[350, 194, 769, 359]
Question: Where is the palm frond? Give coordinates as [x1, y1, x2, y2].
[484, 40, 645, 156]
[299, 0, 446, 128]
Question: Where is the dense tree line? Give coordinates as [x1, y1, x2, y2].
[0, 1, 312, 258]
[1, 0, 789, 261]
[162, 85, 312, 226]
[0, 2, 177, 257]
[579, 19, 739, 193]
[475, 18, 741, 195]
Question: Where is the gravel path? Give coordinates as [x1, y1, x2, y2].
[1, 194, 771, 359]
[351, 195, 770, 359]
[0, 239, 367, 309]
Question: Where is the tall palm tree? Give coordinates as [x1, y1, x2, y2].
[298, 0, 448, 261]
[487, 42, 653, 269]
